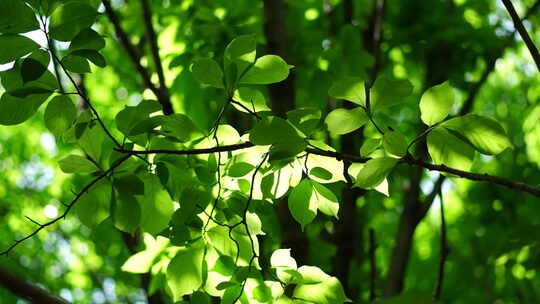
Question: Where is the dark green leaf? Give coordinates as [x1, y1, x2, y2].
[372, 76, 413, 109]
[0, 35, 40, 64]
[68, 28, 105, 51]
[191, 58, 224, 88]
[382, 130, 408, 157]
[58, 154, 98, 173]
[62, 54, 91, 73]
[44, 95, 77, 137]
[0, 0, 40, 34]
[21, 58, 47, 83]
[0, 92, 51, 125]
[49, 2, 97, 41]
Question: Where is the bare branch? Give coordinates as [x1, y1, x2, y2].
[501, 0, 540, 71]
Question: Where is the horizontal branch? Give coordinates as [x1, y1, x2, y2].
[0, 267, 70, 304]
[0, 155, 131, 256]
[403, 156, 540, 197]
[117, 142, 540, 198]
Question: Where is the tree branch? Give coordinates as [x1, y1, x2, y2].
[0, 155, 131, 256]
[501, 0, 540, 71]
[0, 267, 70, 304]
[101, 0, 174, 115]
[139, 0, 170, 107]
[116, 143, 540, 198]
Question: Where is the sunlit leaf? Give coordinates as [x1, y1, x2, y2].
[239, 55, 290, 85]
[419, 81, 454, 125]
[325, 107, 368, 136]
[443, 114, 512, 155]
[328, 76, 365, 106]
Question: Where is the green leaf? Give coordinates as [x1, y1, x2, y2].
[114, 193, 141, 233]
[0, 92, 51, 125]
[250, 117, 305, 146]
[115, 100, 162, 136]
[138, 173, 175, 235]
[288, 179, 316, 230]
[443, 114, 512, 155]
[0, 50, 57, 99]
[427, 127, 474, 171]
[68, 28, 105, 51]
[161, 114, 203, 142]
[372, 76, 413, 109]
[78, 124, 103, 162]
[383, 130, 408, 158]
[309, 167, 332, 181]
[0, 0, 40, 34]
[232, 87, 270, 113]
[224, 34, 257, 69]
[58, 154, 98, 173]
[360, 138, 381, 157]
[191, 291, 212, 304]
[21, 58, 48, 83]
[311, 182, 339, 218]
[354, 157, 398, 189]
[167, 246, 205, 301]
[0, 35, 40, 64]
[71, 50, 106, 67]
[49, 2, 98, 41]
[270, 249, 298, 269]
[328, 76, 365, 106]
[62, 54, 91, 73]
[293, 277, 350, 304]
[325, 107, 368, 136]
[228, 162, 255, 177]
[191, 58, 224, 88]
[287, 107, 322, 136]
[239, 55, 290, 85]
[419, 81, 454, 125]
[44, 95, 77, 137]
[75, 180, 111, 228]
[253, 283, 273, 302]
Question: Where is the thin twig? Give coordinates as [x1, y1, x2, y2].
[43, 27, 122, 148]
[501, 0, 540, 71]
[433, 189, 449, 300]
[0, 155, 131, 256]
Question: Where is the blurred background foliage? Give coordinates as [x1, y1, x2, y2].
[1, 0, 540, 303]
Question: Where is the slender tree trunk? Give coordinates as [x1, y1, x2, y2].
[262, 0, 309, 265]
